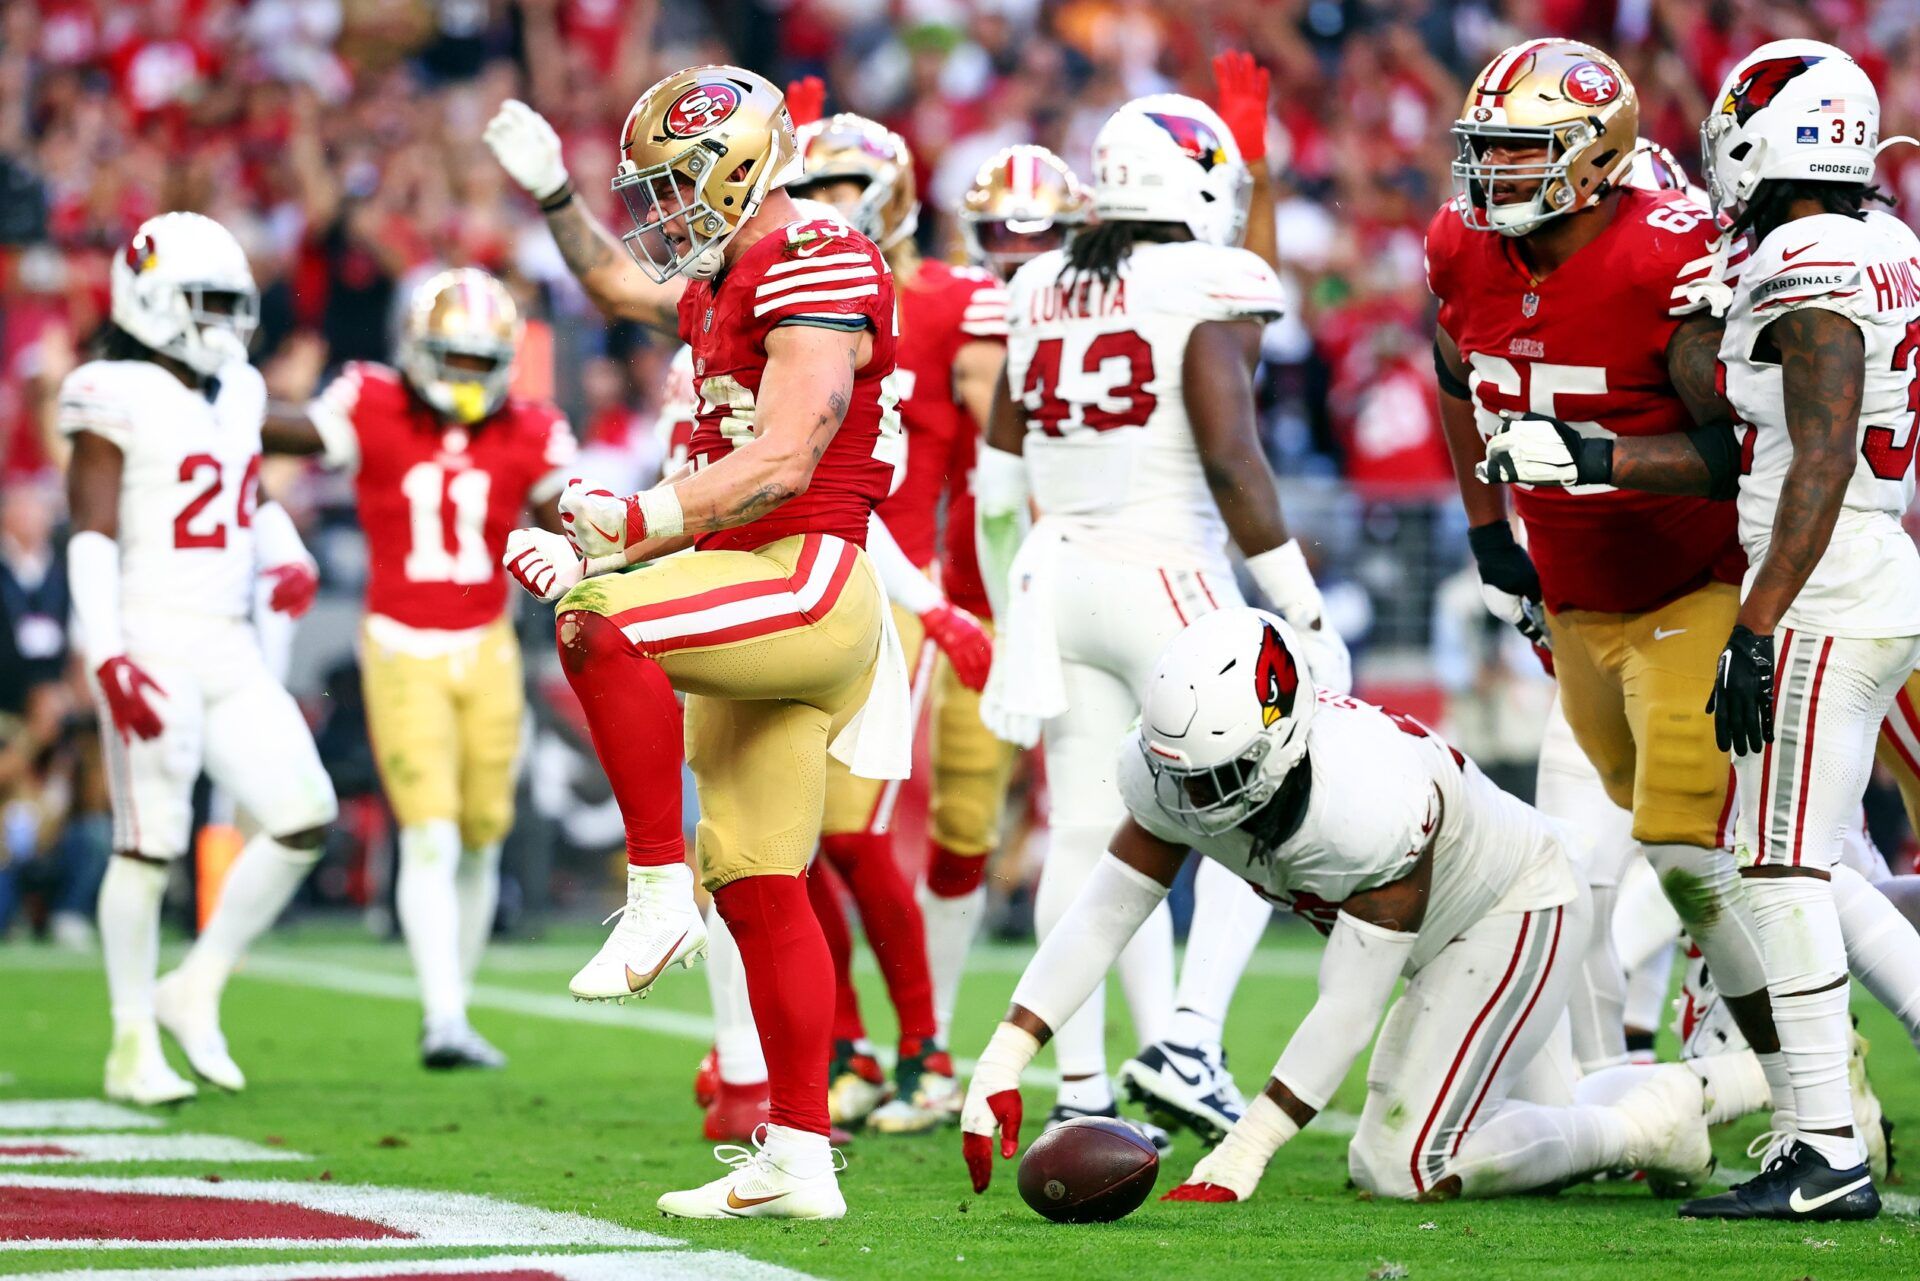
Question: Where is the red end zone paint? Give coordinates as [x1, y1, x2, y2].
[0, 1189, 412, 1242]
[0, 1146, 73, 1158]
[280, 1273, 565, 1281]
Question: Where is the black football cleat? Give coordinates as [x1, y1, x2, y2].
[1044, 1101, 1172, 1156]
[1679, 1140, 1879, 1222]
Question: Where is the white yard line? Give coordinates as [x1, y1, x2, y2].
[0, 1133, 307, 1165]
[0, 1102, 165, 1132]
[0, 1251, 819, 1281]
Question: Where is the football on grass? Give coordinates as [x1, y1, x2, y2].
[1017, 1116, 1159, 1223]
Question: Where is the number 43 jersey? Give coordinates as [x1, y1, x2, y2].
[1004, 241, 1284, 570]
[310, 363, 575, 632]
[1722, 210, 1920, 637]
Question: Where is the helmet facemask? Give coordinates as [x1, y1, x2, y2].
[1140, 733, 1279, 837]
[614, 145, 754, 283]
[174, 284, 259, 374]
[1451, 120, 1599, 236]
[405, 339, 514, 424]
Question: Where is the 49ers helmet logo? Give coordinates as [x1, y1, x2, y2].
[1254, 622, 1299, 728]
[1562, 61, 1621, 106]
[664, 82, 742, 138]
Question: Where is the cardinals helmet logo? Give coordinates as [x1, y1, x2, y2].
[1253, 622, 1299, 728]
[1723, 55, 1825, 124]
[1145, 113, 1229, 172]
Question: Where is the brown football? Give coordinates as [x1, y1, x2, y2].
[1016, 1116, 1159, 1223]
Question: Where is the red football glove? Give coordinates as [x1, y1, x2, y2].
[921, 601, 993, 693]
[786, 76, 826, 127]
[1212, 50, 1271, 163]
[961, 1087, 1023, 1193]
[262, 562, 319, 618]
[96, 656, 166, 742]
[1163, 1181, 1242, 1203]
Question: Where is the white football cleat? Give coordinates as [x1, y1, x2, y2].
[104, 1024, 197, 1106]
[1119, 1040, 1246, 1144]
[569, 864, 707, 1002]
[656, 1133, 848, 1219]
[154, 969, 245, 1091]
[1621, 1063, 1714, 1197]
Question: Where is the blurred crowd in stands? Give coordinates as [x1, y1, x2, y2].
[5, 0, 1920, 938]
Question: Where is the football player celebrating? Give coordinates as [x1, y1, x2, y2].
[976, 94, 1350, 1144]
[257, 268, 574, 1070]
[784, 112, 1000, 1133]
[62, 213, 338, 1103]
[1483, 41, 1920, 1221]
[1428, 39, 1787, 1115]
[485, 68, 910, 1219]
[962, 610, 1714, 1203]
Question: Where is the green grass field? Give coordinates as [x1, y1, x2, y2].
[2, 922, 1917, 1280]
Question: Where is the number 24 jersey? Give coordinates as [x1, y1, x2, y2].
[1003, 241, 1284, 571]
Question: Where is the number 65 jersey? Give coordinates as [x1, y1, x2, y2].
[1003, 241, 1284, 571]
[1722, 210, 1920, 637]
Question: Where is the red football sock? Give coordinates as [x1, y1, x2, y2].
[927, 842, 987, 898]
[556, 610, 684, 868]
[822, 831, 936, 1043]
[715, 873, 833, 1136]
[806, 861, 866, 1043]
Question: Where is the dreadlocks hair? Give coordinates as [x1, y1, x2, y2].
[92, 323, 152, 363]
[1059, 219, 1192, 289]
[1730, 178, 1895, 243]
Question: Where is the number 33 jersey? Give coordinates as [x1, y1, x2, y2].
[1426, 186, 1746, 615]
[310, 363, 575, 632]
[1722, 210, 1920, 637]
[1003, 241, 1284, 570]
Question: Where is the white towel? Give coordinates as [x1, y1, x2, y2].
[979, 521, 1069, 747]
[829, 553, 914, 780]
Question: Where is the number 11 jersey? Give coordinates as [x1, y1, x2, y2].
[1003, 241, 1284, 570]
[310, 363, 575, 632]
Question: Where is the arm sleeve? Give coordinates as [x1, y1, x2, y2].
[252, 500, 313, 570]
[57, 370, 134, 451]
[973, 444, 1030, 622]
[1008, 853, 1170, 1032]
[66, 529, 124, 665]
[866, 511, 943, 615]
[1271, 912, 1418, 1110]
[308, 365, 367, 472]
[750, 226, 889, 333]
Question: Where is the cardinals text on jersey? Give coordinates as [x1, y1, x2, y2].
[1002, 240, 1284, 571]
[311, 362, 575, 633]
[1723, 209, 1920, 636]
[677, 216, 901, 552]
[1426, 186, 1747, 614]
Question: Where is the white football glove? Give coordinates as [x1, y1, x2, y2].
[503, 527, 583, 603]
[483, 99, 569, 202]
[558, 480, 640, 558]
[1478, 581, 1551, 648]
[961, 1023, 1039, 1193]
[1477, 415, 1583, 487]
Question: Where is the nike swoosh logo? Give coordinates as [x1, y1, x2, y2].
[1788, 1174, 1872, 1213]
[792, 238, 830, 258]
[727, 1188, 791, 1210]
[1653, 627, 1687, 640]
[1163, 1059, 1206, 1088]
[1782, 243, 1819, 262]
[587, 518, 623, 545]
[624, 932, 687, 993]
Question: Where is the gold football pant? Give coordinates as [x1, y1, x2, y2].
[1543, 581, 1737, 848]
[1875, 668, 1920, 836]
[556, 533, 883, 892]
[360, 615, 523, 849]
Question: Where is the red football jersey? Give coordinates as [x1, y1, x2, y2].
[877, 259, 1007, 572]
[315, 363, 575, 631]
[679, 217, 899, 552]
[1426, 186, 1745, 615]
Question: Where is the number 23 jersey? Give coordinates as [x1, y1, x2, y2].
[1003, 241, 1284, 570]
[310, 363, 575, 632]
[1426, 186, 1745, 615]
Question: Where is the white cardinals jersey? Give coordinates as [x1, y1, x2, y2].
[58, 358, 267, 640]
[1004, 241, 1284, 570]
[1119, 693, 1578, 970]
[1724, 210, 1920, 637]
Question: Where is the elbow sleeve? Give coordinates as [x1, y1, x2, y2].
[1009, 854, 1169, 1032]
[1433, 339, 1471, 401]
[1272, 912, 1416, 1110]
[1684, 423, 1743, 502]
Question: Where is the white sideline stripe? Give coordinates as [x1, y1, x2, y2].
[753, 265, 877, 298]
[0, 1173, 674, 1250]
[0, 1133, 307, 1165]
[0, 1101, 165, 1132]
[751, 284, 877, 318]
[762, 251, 869, 276]
[0, 1250, 820, 1281]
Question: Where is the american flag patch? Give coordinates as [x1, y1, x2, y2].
[1821, 98, 1848, 112]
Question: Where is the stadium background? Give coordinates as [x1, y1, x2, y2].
[4, 0, 1920, 946]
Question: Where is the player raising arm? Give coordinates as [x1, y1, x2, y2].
[1482, 40, 1920, 1222]
[961, 609, 1712, 1203]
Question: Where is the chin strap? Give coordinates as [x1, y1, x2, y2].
[1876, 135, 1920, 159]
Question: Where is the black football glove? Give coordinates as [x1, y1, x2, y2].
[1706, 625, 1774, 756]
[1466, 521, 1548, 645]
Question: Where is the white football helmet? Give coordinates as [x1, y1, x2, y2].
[1701, 40, 1913, 219]
[109, 212, 258, 377]
[1091, 94, 1249, 247]
[1137, 607, 1316, 836]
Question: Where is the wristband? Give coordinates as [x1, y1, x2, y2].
[538, 180, 576, 214]
[977, 1022, 1042, 1084]
[635, 484, 685, 541]
[1245, 540, 1321, 619]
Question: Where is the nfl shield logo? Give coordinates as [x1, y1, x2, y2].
[1797, 125, 1819, 143]
[1521, 292, 1540, 318]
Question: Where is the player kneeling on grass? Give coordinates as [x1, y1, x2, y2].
[962, 608, 1713, 1202]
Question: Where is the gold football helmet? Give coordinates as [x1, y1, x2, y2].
[613, 65, 800, 282]
[1451, 39, 1638, 236]
[400, 268, 521, 424]
[960, 145, 1092, 279]
[789, 113, 919, 250]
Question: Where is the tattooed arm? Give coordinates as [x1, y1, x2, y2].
[544, 198, 684, 334]
[1738, 307, 1865, 634]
